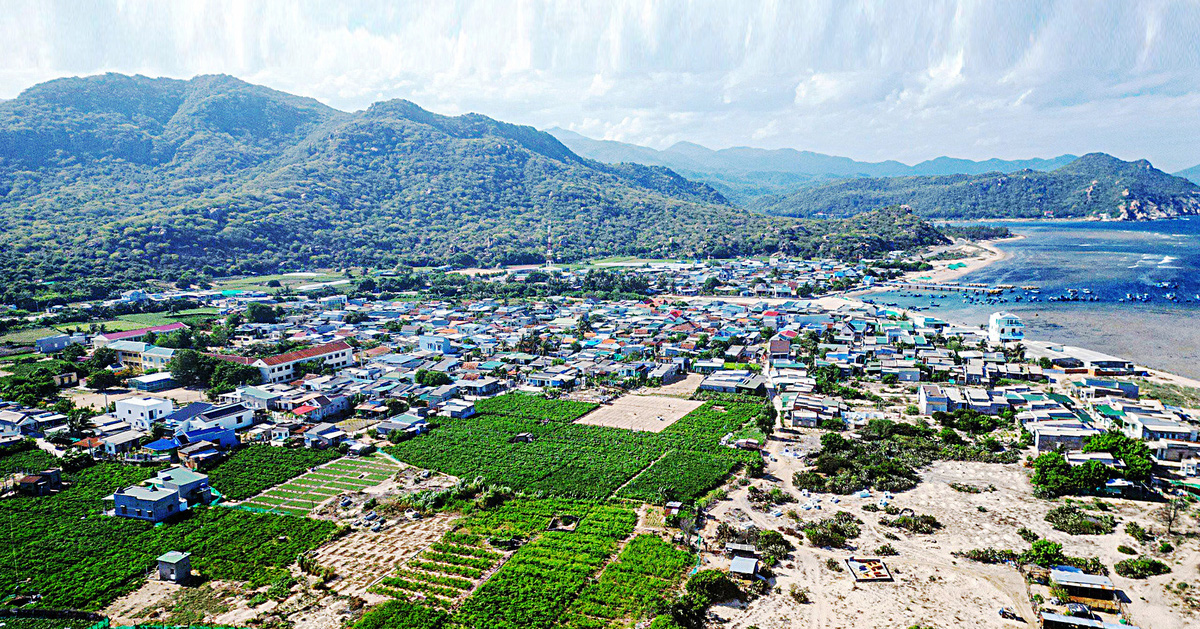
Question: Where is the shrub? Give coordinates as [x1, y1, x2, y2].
[824, 558, 842, 572]
[1117, 545, 1137, 555]
[875, 544, 898, 556]
[1114, 557, 1171, 579]
[879, 514, 942, 534]
[802, 511, 861, 548]
[1159, 541, 1174, 554]
[687, 570, 741, 604]
[1125, 521, 1151, 542]
[1024, 540, 1066, 568]
[1045, 505, 1115, 535]
[788, 584, 811, 604]
[1017, 527, 1039, 543]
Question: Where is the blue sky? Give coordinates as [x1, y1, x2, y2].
[3, 0, 1199, 171]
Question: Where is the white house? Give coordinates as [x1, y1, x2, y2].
[988, 312, 1024, 345]
[116, 397, 176, 433]
[210, 340, 354, 384]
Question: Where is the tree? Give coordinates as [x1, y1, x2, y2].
[169, 349, 212, 387]
[1031, 452, 1077, 497]
[245, 302, 280, 324]
[686, 570, 741, 604]
[60, 343, 86, 362]
[415, 369, 452, 387]
[1023, 539, 1065, 567]
[85, 347, 117, 373]
[87, 369, 120, 392]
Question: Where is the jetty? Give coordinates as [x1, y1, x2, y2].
[892, 281, 1004, 295]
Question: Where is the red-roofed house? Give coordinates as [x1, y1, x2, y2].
[210, 341, 354, 384]
[93, 323, 189, 349]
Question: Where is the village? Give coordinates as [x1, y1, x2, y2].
[1, 255, 1198, 629]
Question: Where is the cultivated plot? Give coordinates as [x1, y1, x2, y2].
[574, 395, 705, 433]
[316, 513, 459, 598]
[241, 455, 400, 516]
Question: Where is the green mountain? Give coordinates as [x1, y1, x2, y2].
[750, 153, 1200, 220]
[548, 128, 1078, 202]
[1177, 163, 1200, 184]
[0, 74, 944, 308]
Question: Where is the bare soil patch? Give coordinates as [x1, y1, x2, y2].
[575, 395, 704, 433]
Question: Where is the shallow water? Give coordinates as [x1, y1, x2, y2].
[867, 219, 1200, 378]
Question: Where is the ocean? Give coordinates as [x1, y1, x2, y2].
[865, 218, 1200, 379]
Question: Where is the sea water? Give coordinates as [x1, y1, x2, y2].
[865, 218, 1200, 378]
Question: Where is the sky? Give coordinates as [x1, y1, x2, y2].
[3, 0, 1199, 171]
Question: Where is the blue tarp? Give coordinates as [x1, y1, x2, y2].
[143, 437, 180, 451]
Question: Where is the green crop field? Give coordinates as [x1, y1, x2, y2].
[0, 448, 338, 610]
[386, 393, 764, 503]
[237, 453, 400, 515]
[365, 499, 665, 629]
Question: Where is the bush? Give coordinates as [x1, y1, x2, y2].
[1158, 541, 1174, 554]
[1017, 527, 1039, 543]
[824, 558, 842, 572]
[879, 514, 942, 534]
[788, 585, 811, 604]
[875, 544, 898, 556]
[1114, 557, 1171, 579]
[802, 511, 861, 548]
[1125, 521, 1151, 542]
[1117, 545, 1137, 555]
[1024, 539, 1066, 567]
[686, 570, 741, 604]
[1045, 505, 1115, 535]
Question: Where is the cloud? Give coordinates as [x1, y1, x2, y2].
[3, 0, 1199, 170]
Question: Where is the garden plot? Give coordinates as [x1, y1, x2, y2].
[241, 455, 400, 516]
[574, 395, 704, 433]
[314, 513, 458, 598]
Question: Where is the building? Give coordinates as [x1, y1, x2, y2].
[918, 384, 950, 415]
[210, 340, 354, 384]
[129, 372, 177, 392]
[116, 397, 175, 433]
[419, 335, 453, 354]
[304, 423, 347, 448]
[93, 323, 189, 349]
[103, 430, 145, 455]
[987, 312, 1024, 345]
[110, 484, 187, 522]
[35, 333, 81, 354]
[16, 469, 63, 496]
[157, 551, 192, 584]
[198, 403, 255, 431]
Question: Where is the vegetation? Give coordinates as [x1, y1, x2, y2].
[1045, 505, 1116, 535]
[751, 153, 1200, 221]
[385, 395, 762, 503]
[0, 448, 338, 610]
[0, 74, 946, 308]
[205, 445, 341, 501]
[1114, 557, 1171, 579]
[801, 511, 862, 548]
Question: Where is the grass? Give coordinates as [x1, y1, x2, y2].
[0, 327, 59, 344]
[1134, 378, 1200, 409]
[210, 272, 347, 294]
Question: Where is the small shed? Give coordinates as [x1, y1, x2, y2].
[157, 551, 192, 584]
[729, 556, 759, 577]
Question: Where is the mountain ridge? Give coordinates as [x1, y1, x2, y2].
[548, 127, 1080, 201]
[0, 73, 945, 308]
[750, 152, 1200, 221]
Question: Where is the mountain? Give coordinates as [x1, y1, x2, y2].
[750, 153, 1200, 220]
[0, 74, 945, 308]
[548, 128, 1078, 202]
[1176, 163, 1200, 184]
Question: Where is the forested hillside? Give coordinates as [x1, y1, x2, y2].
[0, 74, 944, 308]
[750, 153, 1200, 220]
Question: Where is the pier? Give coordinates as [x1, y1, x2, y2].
[892, 282, 1004, 295]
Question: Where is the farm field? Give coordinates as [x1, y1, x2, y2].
[316, 513, 459, 598]
[386, 394, 764, 503]
[207, 445, 342, 503]
[0, 448, 338, 611]
[574, 395, 704, 433]
[239, 454, 400, 516]
[365, 499, 663, 629]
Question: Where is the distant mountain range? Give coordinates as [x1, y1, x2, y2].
[1176, 163, 1200, 184]
[548, 128, 1079, 201]
[0, 73, 945, 308]
[750, 153, 1200, 220]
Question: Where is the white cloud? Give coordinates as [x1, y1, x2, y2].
[2, 0, 1199, 170]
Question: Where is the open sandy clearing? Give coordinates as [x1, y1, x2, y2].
[575, 395, 705, 433]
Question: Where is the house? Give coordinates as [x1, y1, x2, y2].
[291, 395, 349, 422]
[110, 483, 188, 522]
[527, 372, 575, 388]
[209, 340, 354, 384]
[1049, 569, 1121, 613]
[35, 333, 79, 354]
[92, 323, 189, 349]
[442, 399, 476, 418]
[456, 377, 503, 397]
[128, 372, 177, 392]
[987, 312, 1024, 345]
[157, 551, 192, 584]
[108, 340, 152, 370]
[729, 555, 759, 578]
[141, 346, 178, 372]
[103, 430, 145, 455]
[116, 397, 176, 432]
[375, 414, 429, 440]
[419, 335, 453, 354]
[153, 466, 213, 505]
[16, 468, 63, 496]
[304, 423, 347, 448]
[198, 403, 255, 431]
[1030, 425, 1102, 453]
